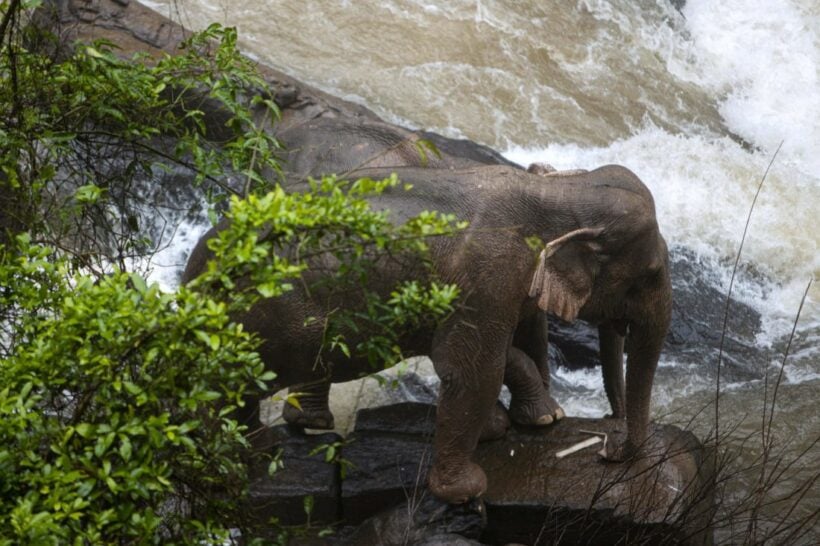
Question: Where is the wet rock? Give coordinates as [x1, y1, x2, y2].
[353, 401, 437, 437]
[549, 319, 601, 370]
[246, 425, 342, 526]
[477, 417, 715, 545]
[343, 403, 713, 544]
[666, 247, 764, 380]
[342, 494, 486, 546]
[419, 130, 519, 169]
[341, 403, 436, 523]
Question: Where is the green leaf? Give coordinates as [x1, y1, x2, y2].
[129, 273, 148, 293]
[74, 184, 103, 205]
[303, 495, 314, 517]
[119, 436, 132, 461]
[85, 46, 106, 59]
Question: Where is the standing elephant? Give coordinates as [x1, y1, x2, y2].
[182, 163, 671, 503]
[271, 117, 565, 429]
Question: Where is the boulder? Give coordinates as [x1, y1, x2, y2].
[246, 425, 342, 527]
[341, 403, 714, 545]
[476, 418, 715, 545]
[341, 494, 486, 546]
[341, 402, 437, 524]
[666, 247, 763, 381]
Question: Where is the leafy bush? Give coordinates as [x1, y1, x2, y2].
[0, 235, 268, 544]
[1, 4, 280, 272]
[0, 175, 463, 543]
[0, 3, 463, 543]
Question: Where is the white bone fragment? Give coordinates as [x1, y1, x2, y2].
[555, 436, 603, 459]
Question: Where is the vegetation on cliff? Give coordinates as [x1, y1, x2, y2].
[0, 2, 460, 542]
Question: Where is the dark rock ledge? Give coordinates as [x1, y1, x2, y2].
[249, 402, 714, 545]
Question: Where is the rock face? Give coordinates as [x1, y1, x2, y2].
[477, 419, 714, 545]
[245, 426, 343, 527]
[257, 402, 714, 545]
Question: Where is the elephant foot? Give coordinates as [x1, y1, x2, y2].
[282, 401, 335, 430]
[428, 460, 487, 504]
[508, 392, 565, 427]
[599, 437, 639, 462]
[479, 401, 511, 442]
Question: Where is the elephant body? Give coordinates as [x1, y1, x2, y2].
[273, 117, 518, 183]
[182, 163, 672, 503]
[269, 117, 564, 428]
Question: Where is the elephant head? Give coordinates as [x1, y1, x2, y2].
[527, 193, 672, 460]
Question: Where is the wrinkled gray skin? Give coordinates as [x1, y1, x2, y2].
[271, 118, 565, 429]
[273, 117, 519, 180]
[183, 163, 671, 504]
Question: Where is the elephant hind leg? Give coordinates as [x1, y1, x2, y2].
[479, 401, 511, 441]
[282, 379, 335, 430]
[505, 346, 564, 426]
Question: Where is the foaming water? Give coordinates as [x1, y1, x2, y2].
[682, 0, 820, 174]
[146, 0, 726, 147]
[505, 127, 819, 353]
[140, 218, 210, 291]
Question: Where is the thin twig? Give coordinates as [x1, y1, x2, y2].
[0, 0, 21, 47]
[715, 141, 783, 451]
[766, 278, 812, 439]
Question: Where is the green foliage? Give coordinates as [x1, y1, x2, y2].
[195, 174, 464, 367]
[0, 174, 464, 542]
[0, 235, 269, 544]
[525, 234, 545, 254]
[0, 12, 280, 271]
[413, 138, 442, 167]
[0, 4, 465, 543]
[308, 440, 355, 479]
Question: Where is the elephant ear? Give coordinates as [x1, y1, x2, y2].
[528, 227, 604, 322]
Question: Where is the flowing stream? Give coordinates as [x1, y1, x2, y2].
[141, 0, 818, 537]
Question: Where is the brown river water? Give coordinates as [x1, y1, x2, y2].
[142, 1, 819, 541]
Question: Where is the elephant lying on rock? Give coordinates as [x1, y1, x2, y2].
[183, 163, 672, 503]
[273, 117, 518, 183]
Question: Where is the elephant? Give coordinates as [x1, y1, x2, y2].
[526, 161, 589, 178]
[273, 117, 519, 183]
[271, 117, 566, 428]
[182, 163, 672, 504]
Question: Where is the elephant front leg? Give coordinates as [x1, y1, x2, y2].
[282, 379, 334, 430]
[602, 320, 665, 462]
[427, 327, 507, 504]
[599, 322, 625, 419]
